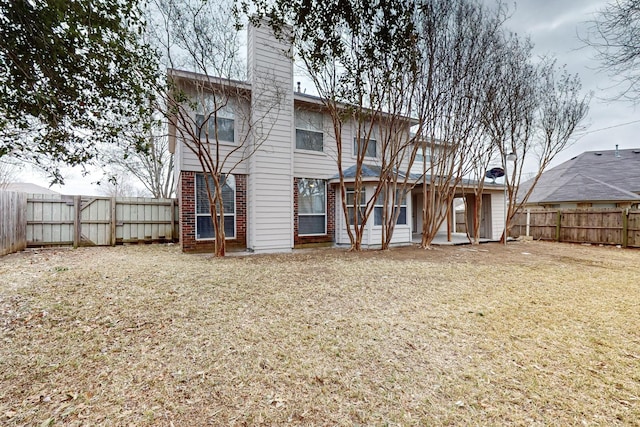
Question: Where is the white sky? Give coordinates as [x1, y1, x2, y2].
[15, 0, 639, 195]
[502, 0, 640, 165]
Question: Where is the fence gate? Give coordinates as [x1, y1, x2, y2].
[80, 197, 112, 246]
[26, 194, 177, 248]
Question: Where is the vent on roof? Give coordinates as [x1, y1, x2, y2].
[594, 152, 602, 156]
[633, 150, 640, 154]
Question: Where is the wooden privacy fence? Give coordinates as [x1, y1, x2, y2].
[0, 191, 27, 256]
[26, 194, 178, 248]
[511, 208, 640, 248]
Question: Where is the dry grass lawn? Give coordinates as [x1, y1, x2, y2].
[1, 241, 639, 426]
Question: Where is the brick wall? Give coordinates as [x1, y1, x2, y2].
[293, 177, 335, 246]
[179, 171, 247, 252]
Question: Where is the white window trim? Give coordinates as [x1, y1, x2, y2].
[195, 174, 236, 241]
[295, 110, 324, 153]
[294, 147, 328, 157]
[396, 194, 408, 227]
[373, 188, 408, 228]
[298, 179, 327, 236]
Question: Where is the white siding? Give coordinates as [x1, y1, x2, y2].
[293, 113, 338, 178]
[247, 23, 294, 252]
[335, 184, 413, 248]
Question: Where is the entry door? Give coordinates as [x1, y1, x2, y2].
[480, 194, 492, 238]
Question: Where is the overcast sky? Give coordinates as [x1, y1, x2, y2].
[502, 0, 640, 164]
[21, 0, 639, 195]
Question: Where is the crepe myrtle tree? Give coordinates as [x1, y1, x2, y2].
[0, 0, 158, 184]
[584, 0, 640, 103]
[483, 32, 590, 243]
[248, 0, 423, 251]
[464, 135, 498, 245]
[414, 0, 507, 248]
[151, 0, 283, 256]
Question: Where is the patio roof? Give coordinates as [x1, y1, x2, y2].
[330, 164, 503, 191]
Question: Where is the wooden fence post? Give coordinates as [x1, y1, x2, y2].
[111, 197, 117, 246]
[526, 209, 530, 237]
[73, 196, 81, 248]
[170, 199, 176, 241]
[555, 210, 562, 242]
[622, 209, 629, 248]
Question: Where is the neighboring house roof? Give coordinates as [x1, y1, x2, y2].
[520, 148, 640, 204]
[2, 182, 60, 195]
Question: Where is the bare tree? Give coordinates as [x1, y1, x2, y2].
[585, 0, 640, 102]
[96, 171, 141, 197]
[100, 120, 175, 198]
[152, 0, 283, 256]
[509, 61, 590, 228]
[484, 32, 590, 242]
[0, 156, 19, 190]
[465, 136, 498, 244]
[254, 0, 421, 251]
[415, 0, 506, 248]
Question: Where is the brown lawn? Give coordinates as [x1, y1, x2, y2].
[0, 241, 639, 426]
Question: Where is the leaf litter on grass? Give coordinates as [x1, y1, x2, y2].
[0, 242, 639, 425]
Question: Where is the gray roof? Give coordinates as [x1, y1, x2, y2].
[2, 182, 60, 195]
[520, 148, 640, 204]
[336, 164, 386, 179]
[332, 164, 503, 190]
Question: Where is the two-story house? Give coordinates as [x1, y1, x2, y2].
[168, 22, 506, 253]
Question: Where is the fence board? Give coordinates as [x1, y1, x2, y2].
[512, 208, 640, 248]
[0, 191, 27, 256]
[27, 194, 75, 246]
[18, 195, 179, 248]
[628, 211, 640, 247]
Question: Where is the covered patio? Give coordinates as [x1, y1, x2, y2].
[412, 231, 495, 246]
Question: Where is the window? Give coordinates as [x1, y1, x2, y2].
[295, 110, 324, 152]
[346, 187, 366, 226]
[196, 108, 234, 143]
[374, 191, 384, 226]
[415, 148, 431, 165]
[196, 173, 235, 239]
[298, 178, 326, 235]
[396, 191, 407, 225]
[411, 147, 431, 175]
[374, 190, 407, 226]
[354, 137, 377, 158]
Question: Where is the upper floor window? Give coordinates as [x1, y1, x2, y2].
[415, 148, 430, 165]
[411, 147, 432, 175]
[196, 106, 234, 143]
[354, 137, 377, 158]
[295, 110, 324, 152]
